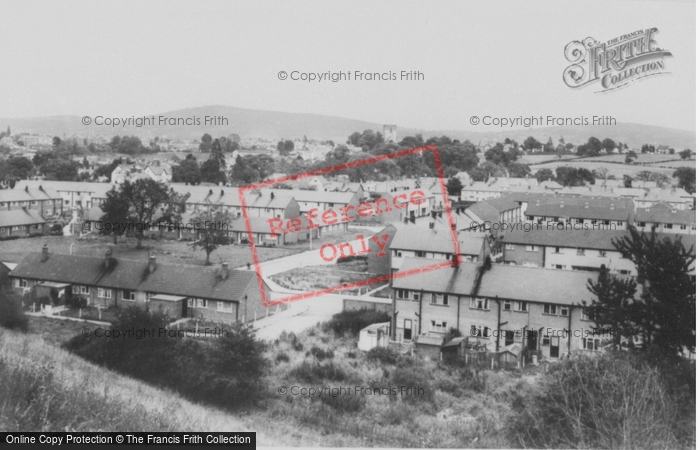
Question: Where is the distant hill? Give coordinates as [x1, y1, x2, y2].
[0, 105, 695, 149]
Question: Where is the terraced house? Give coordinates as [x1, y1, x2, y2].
[9, 245, 274, 323]
[391, 258, 602, 361]
[521, 195, 635, 230]
[0, 185, 63, 218]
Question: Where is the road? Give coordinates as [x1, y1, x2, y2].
[245, 225, 385, 340]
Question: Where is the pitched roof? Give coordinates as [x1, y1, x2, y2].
[0, 209, 45, 227]
[634, 202, 696, 225]
[393, 258, 595, 305]
[389, 223, 485, 255]
[0, 186, 62, 202]
[524, 196, 634, 221]
[498, 228, 630, 251]
[10, 251, 259, 302]
[16, 180, 114, 196]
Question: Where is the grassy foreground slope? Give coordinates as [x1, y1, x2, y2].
[0, 329, 278, 441]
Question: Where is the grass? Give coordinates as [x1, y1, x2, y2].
[0, 233, 302, 266]
[270, 259, 376, 292]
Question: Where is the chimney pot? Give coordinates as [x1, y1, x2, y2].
[25, 186, 28, 192]
[148, 255, 156, 273]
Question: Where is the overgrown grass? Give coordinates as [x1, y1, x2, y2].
[509, 352, 695, 449]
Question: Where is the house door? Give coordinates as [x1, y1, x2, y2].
[182, 299, 188, 318]
[550, 337, 560, 358]
[527, 330, 538, 351]
[403, 319, 412, 341]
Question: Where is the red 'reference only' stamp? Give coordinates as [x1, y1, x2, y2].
[238, 144, 461, 306]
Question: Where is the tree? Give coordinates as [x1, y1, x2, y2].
[612, 228, 695, 354]
[522, 136, 542, 152]
[623, 175, 633, 188]
[543, 137, 555, 153]
[555, 166, 595, 187]
[199, 133, 213, 153]
[99, 186, 132, 244]
[82, 156, 90, 169]
[584, 266, 639, 350]
[535, 168, 555, 183]
[673, 167, 695, 194]
[446, 177, 464, 196]
[40, 158, 79, 181]
[0, 156, 34, 181]
[52, 136, 62, 148]
[507, 162, 531, 178]
[189, 207, 232, 265]
[113, 179, 172, 247]
[484, 143, 518, 166]
[200, 157, 227, 185]
[678, 149, 692, 160]
[601, 138, 617, 154]
[172, 158, 201, 184]
[624, 151, 638, 164]
[276, 139, 294, 156]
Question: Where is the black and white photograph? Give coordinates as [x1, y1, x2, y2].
[0, 1, 696, 449]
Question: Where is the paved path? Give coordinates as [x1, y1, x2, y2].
[236, 225, 389, 340]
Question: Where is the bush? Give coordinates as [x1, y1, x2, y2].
[325, 308, 390, 336]
[275, 352, 290, 363]
[336, 255, 368, 264]
[65, 296, 88, 309]
[65, 306, 269, 409]
[366, 347, 399, 365]
[289, 361, 350, 383]
[316, 391, 365, 413]
[0, 290, 28, 332]
[390, 365, 435, 405]
[509, 352, 693, 449]
[309, 346, 334, 361]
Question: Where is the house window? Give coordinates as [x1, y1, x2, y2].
[503, 300, 511, 311]
[680, 225, 687, 230]
[637, 222, 646, 227]
[396, 289, 410, 300]
[470, 298, 489, 310]
[470, 325, 490, 338]
[617, 221, 624, 227]
[619, 269, 631, 275]
[431, 293, 448, 306]
[415, 251, 426, 257]
[15, 279, 28, 288]
[598, 250, 607, 257]
[552, 264, 564, 270]
[122, 290, 135, 301]
[560, 306, 569, 316]
[553, 246, 561, 253]
[581, 337, 601, 351]
[526, 216, 534, 221]
[505, 244, 515, 251]
[217, 301, 233, 313]
[187, 298, 195, 308]
[543, 304, 557, 315]
[197, 299, 208, 308]
[514, 301, 528, 312]
[664, 223, 673, 229]
[394, 250, 402, 257]
[591, 220, 597, 226]
[581, 310, 592, 321]
[97, 288, 112, 298]
[430, 320, 447, 333]
[577, 218, 584, 224]
[576, 248, 585, 256]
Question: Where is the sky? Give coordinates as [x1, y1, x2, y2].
[0, 0, 695, 132]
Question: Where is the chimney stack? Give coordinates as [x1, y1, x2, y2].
[219, 261, 229, 280]
[148, 255, 156, 273]
[25, 186, 28, 192]
[41, 244, 49, 261]
[104, 248, 113, 268]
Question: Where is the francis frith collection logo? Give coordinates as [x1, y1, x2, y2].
[563, 28, 672, 93]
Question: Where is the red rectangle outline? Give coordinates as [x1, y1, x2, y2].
[238, 144, 461, 307]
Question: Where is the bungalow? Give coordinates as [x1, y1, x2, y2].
[9, 246, 275, 323]
[0, 209, 46, 237]
[391, 258, 601, 361]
